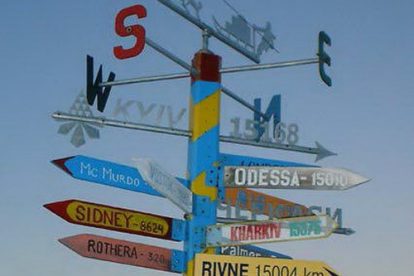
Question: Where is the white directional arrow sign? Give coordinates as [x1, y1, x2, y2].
[206, 215, 337, 247]
[135, 159, 192, 213]
[224, 166, 370, 191]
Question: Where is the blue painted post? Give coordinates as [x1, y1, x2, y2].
[184, 51, 221, 275]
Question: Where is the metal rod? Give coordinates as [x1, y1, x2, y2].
[145, 37, 199, 76]
[52, 112, 190, 137]
[222, 86, 269, 120]
[157, 0, 260, 63]
[221, 58, 319, 74]
[219, 135, 319, 155]
[52, 112, 321, 155]
[202, 29, 210, 51]
[99, 72, 189, 87]
[99, 58, 319, 88]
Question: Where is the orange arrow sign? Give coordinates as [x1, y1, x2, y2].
[225, 188, 310, 218]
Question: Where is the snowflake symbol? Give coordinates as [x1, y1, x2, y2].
[57, 91, 101, 147]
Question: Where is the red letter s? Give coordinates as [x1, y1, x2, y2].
[113, 5, 147, 59]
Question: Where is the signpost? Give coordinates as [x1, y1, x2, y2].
[44, 199, 185, 241]
[194, 254, 340, 276]
[224, 166, 369, 190]
[60, 234, 185, 273]
[45, 2, 370, 276]
[206, 215, 337, 247]
[135, 158, 193, 214]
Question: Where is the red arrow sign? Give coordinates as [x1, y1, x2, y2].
[44, 199, 183, 241]
[60, 234, 183, 273]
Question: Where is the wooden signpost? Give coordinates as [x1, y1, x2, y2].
[44, 199, 185, 241]
[60, 234, 185, 273]
[45, 1, 371, 275]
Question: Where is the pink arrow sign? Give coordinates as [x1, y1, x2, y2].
[59, 234, 184, 273]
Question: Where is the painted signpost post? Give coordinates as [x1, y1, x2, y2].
[45, 1, 371, 275]
[206, 215, 337, 247]
[194, 254, 340, 276]
[224, 166, 369, 190]
[44, 199, 185, 241]
[60, 234, 185, 273]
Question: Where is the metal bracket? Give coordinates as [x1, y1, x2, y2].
[193, 195, 212, 217]
[190, 225, 207, 252]
[171, 249, 186, 273]
[171, 219, 187, 241]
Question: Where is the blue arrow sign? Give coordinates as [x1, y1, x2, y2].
[221, 245, 292, 259]
[52, 155, 188, 197]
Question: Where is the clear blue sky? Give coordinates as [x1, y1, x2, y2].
[1, 0, 413, 275]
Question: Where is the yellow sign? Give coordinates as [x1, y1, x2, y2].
[194, 254, 340, 276]
[66, 200, 170, 236]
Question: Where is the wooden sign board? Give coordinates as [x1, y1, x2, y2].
[207, 215, 337, 247]
[225, 166, 369, 190]
[60, 234, 184, 273]
[194, 253, 340, 276]
[44, 199, 184, 241]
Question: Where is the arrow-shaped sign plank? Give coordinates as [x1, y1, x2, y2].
[135, 159, 193, 214]
[60, 234, 185, 273]
[206, 215, 337, 247]
[44, 199, 185, 241]
[224, 166, 370, 191]
[195, 254, 340, 276]
[51, 155, 166, 196]
[52, 112, 336, 161]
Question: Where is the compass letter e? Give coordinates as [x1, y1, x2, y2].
[113, 5, 147, 59]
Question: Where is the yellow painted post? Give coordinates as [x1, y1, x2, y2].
[184, 50, 221, 275]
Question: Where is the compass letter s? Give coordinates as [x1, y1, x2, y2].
[113, 5, 147, 59]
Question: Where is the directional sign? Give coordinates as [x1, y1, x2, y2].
[52, 155, 163, 196]
[44, 199, 185, 241]
[225, 188, 311, 219]
[206, 215, 337, 247]
[224, 166, 369, 190]
[60, 234, 185, 273]
[221, 245, 292, 259]
[194, 254, 340, 276]
[135, 159, 193, 213]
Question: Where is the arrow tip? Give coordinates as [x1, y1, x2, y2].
[51, 157, 75, 176]
[315, 142, 337, 162]
[43, 200, 72, 221]
[58, 234, 89, 257]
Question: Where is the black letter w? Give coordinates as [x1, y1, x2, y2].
[86, 55, 116, 112]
